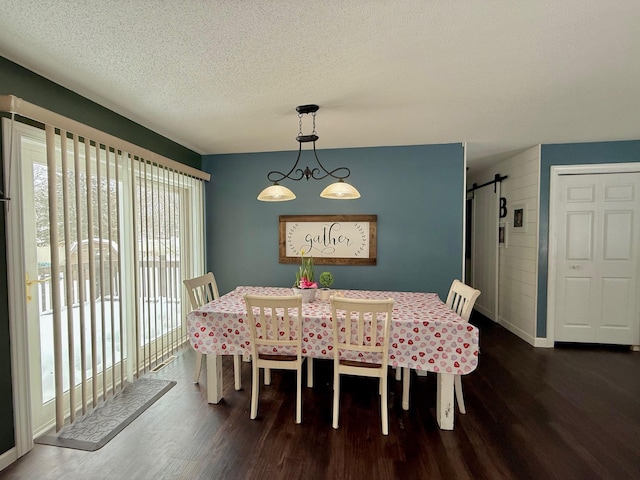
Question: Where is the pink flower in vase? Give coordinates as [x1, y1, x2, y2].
[299, 277, 318, 289]
[294, 249, 317, 288]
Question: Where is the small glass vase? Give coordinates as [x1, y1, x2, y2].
[292, 287, 317, 303]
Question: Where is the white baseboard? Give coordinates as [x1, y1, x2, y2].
[0, 447, 17, 472]
[475, 304, 494, 321]
[534, 337, 554, 348]
[497, 316, 535, 346]
[496, 316, 555, 348]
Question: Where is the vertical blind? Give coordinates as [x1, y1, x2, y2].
[48, 127, 205, 430]
[2, 96, 208, 432]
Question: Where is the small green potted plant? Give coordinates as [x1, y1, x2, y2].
[317, 271, 334, 301]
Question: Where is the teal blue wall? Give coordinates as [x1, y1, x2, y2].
[537, 140, 640, 337]
[0, 55, 200, 456]
[202, 144, 465, 300]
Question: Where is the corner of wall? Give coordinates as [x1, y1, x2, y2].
[534, 337, 554, 348]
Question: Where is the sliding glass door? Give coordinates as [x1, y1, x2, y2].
[5, 119, 205, 436]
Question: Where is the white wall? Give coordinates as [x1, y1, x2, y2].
[469, 146, 541, 345]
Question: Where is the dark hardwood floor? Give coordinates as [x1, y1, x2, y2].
[2, 314, 639, 479]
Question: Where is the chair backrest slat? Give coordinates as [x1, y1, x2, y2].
[330, 297, 394, 360]
[244, 294, 303, 352]
[445, 280, 481, 322]
[357, 311, 364, 347]
[183, 272, 220, 310]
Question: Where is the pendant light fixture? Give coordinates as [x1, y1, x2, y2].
[257, 104, 360, 201]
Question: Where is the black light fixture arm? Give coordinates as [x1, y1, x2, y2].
[266, 138, 351, 183]
[265, 104, 351, 184]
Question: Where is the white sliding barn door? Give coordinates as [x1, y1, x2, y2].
[553, 171, 640, 344]
[471, 185, 499, 321]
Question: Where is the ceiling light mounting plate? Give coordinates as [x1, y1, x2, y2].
[295, 104, 319, 115]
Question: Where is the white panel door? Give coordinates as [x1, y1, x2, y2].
[554, 172, 640, 344]
[471, 186, 498, 321]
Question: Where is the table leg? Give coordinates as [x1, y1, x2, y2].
[307, 358, 313, 388]
[402, 367, 410, 411]
[436, 373, 455, 430]
[233, 354, 242, 390]
[206, 354, 224, 404]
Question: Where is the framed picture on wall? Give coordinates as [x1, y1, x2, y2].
[279, 214, 377, 265]
[512, 204, 527, 233]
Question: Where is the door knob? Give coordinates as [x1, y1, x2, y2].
[25, 272, 48, 302]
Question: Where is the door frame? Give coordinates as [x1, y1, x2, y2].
[3, 119, 34, 458]
[546, 162, 640, 344]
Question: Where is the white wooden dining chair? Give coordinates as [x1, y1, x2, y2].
[401, 279, 480, 413]
[183, 273, 242, 389]
[244, 293, 305, 424]
[330, 296, 394, 435]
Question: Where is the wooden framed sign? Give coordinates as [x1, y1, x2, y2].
[279, 215, 377, 265]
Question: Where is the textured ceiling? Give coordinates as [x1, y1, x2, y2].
[1, 1, 639, 173]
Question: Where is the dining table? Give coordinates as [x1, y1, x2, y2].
[186, 286, 480, 430]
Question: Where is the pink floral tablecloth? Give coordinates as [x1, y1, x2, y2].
[187, 286, 479, 375]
